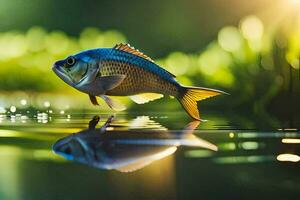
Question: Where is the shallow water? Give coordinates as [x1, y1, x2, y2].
[0, 112, 299, 200]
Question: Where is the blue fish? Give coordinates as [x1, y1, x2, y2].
[52, 44, 227, 120]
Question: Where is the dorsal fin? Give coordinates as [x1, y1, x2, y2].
[113, 43, 155, 63]
[113, 43, 176, 78]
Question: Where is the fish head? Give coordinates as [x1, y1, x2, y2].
[52, 50, 99, 88]
[52, 134, 91, 163]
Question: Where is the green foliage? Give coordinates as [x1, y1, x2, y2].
[0, 15, 299, 114]
[0, 27, 127, 92]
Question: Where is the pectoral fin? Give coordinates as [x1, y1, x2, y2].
[88, 115, 100, 130]
[97, 75, 126, 91]
[89, 95, 99, 105]
[80, 75, 126, 96]
[99, 115, 114, 132]
[100, 95, 126, 111]
[130, 93, 164, 104]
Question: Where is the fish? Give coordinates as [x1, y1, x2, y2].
[52, 115, 217, 172]
[52, 43, 227, 120]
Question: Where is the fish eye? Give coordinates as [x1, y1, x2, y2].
[64, 146, 72, 154]
[66, 56, 76, 67]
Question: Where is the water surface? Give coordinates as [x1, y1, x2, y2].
[0, 112, 299, 200]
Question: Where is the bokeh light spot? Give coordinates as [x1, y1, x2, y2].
[10, 106, 16, 113]
[45, 31, 70, 54]
[218, 26, 243, 52]
[166, 52, 189, 76]
[240, 15, 264, 40]
[20, 99, 27, 106]
[277, 154, 300, 162]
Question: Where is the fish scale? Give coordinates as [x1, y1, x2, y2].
[98, 48, 177, 82]
[99, 60, 179, 96]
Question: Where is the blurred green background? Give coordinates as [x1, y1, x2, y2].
[0, 0, 299, 126]
[1, 2, 299, 199]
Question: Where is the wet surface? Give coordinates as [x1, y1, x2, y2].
[0, 112, 299, 200]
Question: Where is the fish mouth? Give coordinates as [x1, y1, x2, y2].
[52, 64, 75, 86]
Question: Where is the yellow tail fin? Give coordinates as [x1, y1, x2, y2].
[178, 86, 227, 120]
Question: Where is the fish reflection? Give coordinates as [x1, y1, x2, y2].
[53, 116, 217, 172]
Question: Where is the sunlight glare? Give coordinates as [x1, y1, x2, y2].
[277, 154, 300, 162]
[282, 139, 300, 144]
[288, 0, 300, 5]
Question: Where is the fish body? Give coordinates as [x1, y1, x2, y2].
[53, 44, 227, 120]
[98, 50, 179, 97]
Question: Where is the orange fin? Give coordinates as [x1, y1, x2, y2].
[113, 43, 155, 63]
[178, 87, 228, 120]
